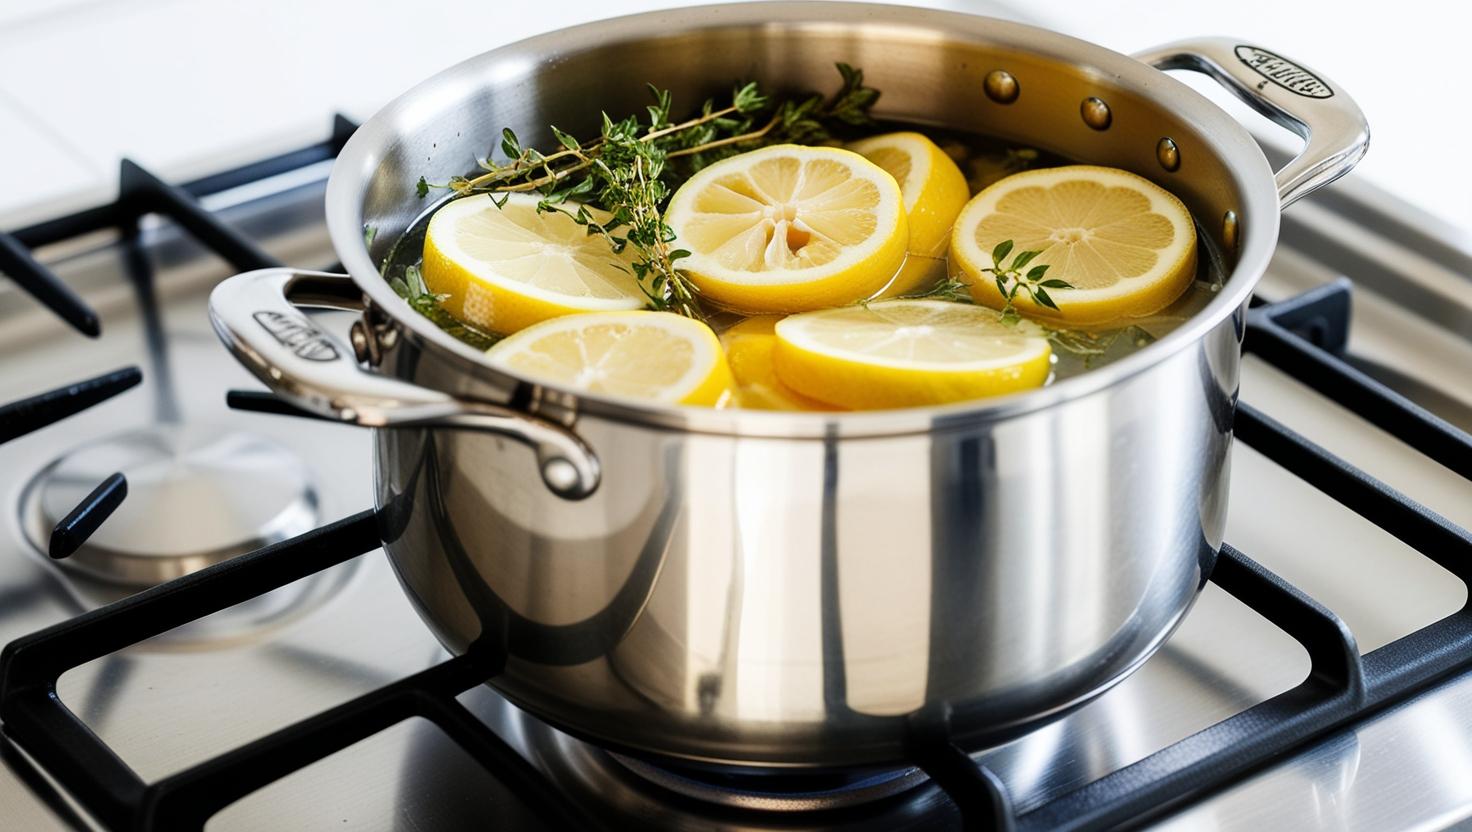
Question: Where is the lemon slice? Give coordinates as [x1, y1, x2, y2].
[484, 311, 732, 406]
[664, 144, 907, 314]
[773, 300, 1051, 409]
[720, 316, 836, 411]
[950, 165, 1197, 325]
[848, 131, 970, 297]
[422, 193, 646, 335]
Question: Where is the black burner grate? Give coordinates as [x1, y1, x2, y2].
[0, 513, 589, 830]
[0, 367, 143, 561]
[0, 368, 142, 447]
[2, 130, 1471, 831]
[0, 114, 356, 336]
[0, 116, 359, 565]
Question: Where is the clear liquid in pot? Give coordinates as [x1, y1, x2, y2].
[381, 121, 1229, 396]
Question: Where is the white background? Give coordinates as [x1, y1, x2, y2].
[0, 0, 1466, 237]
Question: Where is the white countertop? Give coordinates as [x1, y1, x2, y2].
[2, 0, 1469, 241]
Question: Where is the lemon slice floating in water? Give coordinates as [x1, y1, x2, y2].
[848, 131, 969, 297]
[664, 144, 907, 313]
[950, 165, 1197, 325]
[773, 300, 1052, 410]
[422, 193, 646, 335]
[720, 316, 835, 411]
[484, 311, 733, 406]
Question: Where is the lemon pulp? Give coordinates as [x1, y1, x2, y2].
[422, 193, 646, 335]
[664, 144, 907, 313]
[950, 165, 1197, 325]
[485, 311, 733, 406]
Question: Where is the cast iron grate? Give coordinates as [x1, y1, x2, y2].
[0, 114, 357, 337]
[0, 368, 142, 448]
[7, 285, 1472, 832]
[2, 133, 1471, 829]
[0, 368, 143, 561]
[0, 116, 358, 567]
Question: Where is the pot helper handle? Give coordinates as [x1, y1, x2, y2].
[1133, 38, 1369, 208]
[208, 268, 600, 499]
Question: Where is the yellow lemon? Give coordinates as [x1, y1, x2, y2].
[772, 300, 1052, 410]
[664, 145, 907, 314]
[848, 131, 970, 297]
[422, 193, 646, 335]
[719, 316, 836, 411]
[484, 311, 732, 406]
[950, 165, 1197, 325]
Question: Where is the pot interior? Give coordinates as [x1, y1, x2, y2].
[329, 2, 1278, 427]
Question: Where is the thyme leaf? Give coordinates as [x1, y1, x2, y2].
[984, 240, 1074, 316]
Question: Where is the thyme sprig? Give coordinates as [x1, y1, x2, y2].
[417, 82, 770, 200]
[577, 114, 702, 316]
[984, 240, 1074, 325]
[415, 64, 881, 317]
[1047, 325, 1156, 360]
[388, 265, 498, 350]
[862, 239, 1159, 369]
[897, 239, 1145, 365]
[900, 276, 973, 304]
[895, 239, 1075, 320]
[978, 241, 1135, 362]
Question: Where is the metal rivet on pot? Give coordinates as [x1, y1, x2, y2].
[1156, 138, 1180, 172]
[350, 319, 379, 365]
[983, 70, 1019, 104]
[1081, 96, 1112, 130]
[363, 301, 399, 354]
[1223, 210, 1240, 251]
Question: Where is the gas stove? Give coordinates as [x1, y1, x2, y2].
[1, 119, 1471, 831]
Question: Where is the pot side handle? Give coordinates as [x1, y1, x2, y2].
[208, 268, 600, 499]
[1133, 37, 1369, 208]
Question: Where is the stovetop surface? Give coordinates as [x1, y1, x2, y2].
[2, 160, 1472, 829]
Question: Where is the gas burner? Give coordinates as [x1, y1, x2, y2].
[607, 754, 928, 812]
[20, 424, 318, 586]
[416, 686, 961, 829]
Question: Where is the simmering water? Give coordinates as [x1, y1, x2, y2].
[382, 121, 1228, 392]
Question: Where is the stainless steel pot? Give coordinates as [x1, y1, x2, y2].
[208, 3, 1368, 767]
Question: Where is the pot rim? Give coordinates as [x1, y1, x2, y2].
[325, 1, 1279, 439]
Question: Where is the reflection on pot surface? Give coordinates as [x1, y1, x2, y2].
[377, 321, 1227, 765]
